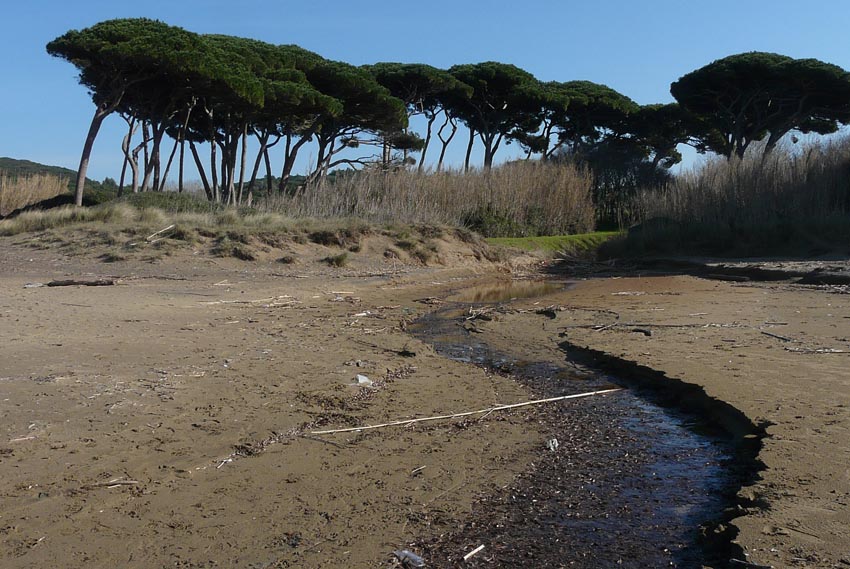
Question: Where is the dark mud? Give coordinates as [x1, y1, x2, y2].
[548, 256, 850, 286]
[407, 300, 743, 568]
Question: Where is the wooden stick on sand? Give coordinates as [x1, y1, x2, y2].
[310, 388, 622, 435]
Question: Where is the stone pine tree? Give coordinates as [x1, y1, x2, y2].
[363, 63, 472, 170]
[47, 19, 221, 205]
[671, 52, 850, 158]
[304, 60, 407, 181]
[447, 62, 544, 170]
[546, 80, 638, 155]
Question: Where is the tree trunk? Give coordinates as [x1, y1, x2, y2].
[464, 128, 475, 172]
[483, 137, 494, 170]
[179, 139, 186, 193]
[436, 113, 457, 172]
[315, 140, 328, 177]
[140, 123, 166, 192]
[158, 137, 180, 192]
[142, 122, 150, 184]
[237, 124, 248, 205]
[177, 102, 195, 193]
[264, 146, 273, 194]
[248, 131, 270, 196]
[73, 105, 112, 206]
[190, 141, 212, 200]
[418, 112, 438, 172]
[118, 154, 129, 198]
[118, 117, 136, 198]
[210, 139, 219, 202]
[130, 144, 142, 193]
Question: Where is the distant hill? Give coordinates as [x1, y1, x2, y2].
[0, 157, 102, 191]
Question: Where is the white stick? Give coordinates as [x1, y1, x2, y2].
[463, 544, 485, 561]
[145, 224, 176, 241]
[310, 388, 622, 435]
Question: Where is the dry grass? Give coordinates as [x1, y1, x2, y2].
[0, 202, 295, 237]
[0, 172, 69, 216]
[259, 161, 596, 237]
[616, 138, 850, 255]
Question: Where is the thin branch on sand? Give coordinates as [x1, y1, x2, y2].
[310, 388, 622, 435]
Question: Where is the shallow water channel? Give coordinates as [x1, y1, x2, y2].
[408, 280, 737, 567]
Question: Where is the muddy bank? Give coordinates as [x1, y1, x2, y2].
[408, 295, 749, 568]
[464, 273, 850, 568]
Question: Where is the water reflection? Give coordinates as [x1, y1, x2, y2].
[451, 279, 563, 302]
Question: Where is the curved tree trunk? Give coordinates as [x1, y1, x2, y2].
[74, 105, 112, 206]
[418, 112, 438, 172]
[118, 117, 136, 198]
[248, 131, 270, 196]
[436, 113, 458, 172]
[130, 145, 142, 193]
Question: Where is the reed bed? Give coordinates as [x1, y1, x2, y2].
[259, 161, 596, 237]
[0, 172, 69, 216]
[621, 138, 850, 254]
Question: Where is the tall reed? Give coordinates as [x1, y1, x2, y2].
[259, 161, 596, 236]
[625, 138, 850, 253]
[0, 172, 69, 216]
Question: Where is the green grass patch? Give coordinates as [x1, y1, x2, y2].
[487, 231, 620, 255]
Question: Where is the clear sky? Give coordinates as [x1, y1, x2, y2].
[2, 0, 850, 181]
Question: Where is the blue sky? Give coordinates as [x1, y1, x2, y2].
[2, 0, 850, 181]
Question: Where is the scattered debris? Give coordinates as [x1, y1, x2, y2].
[546, 438, 559, 452]
[83, 478, 140, 489]
[415, 297, 443, 305]
[393, 549, 426, 568]
[201, 295, 298, 307]
[466, 307, 494, 321]
[411, 465, 427, 476]
[353, 374, 373, 388]
[784, 347, 847, 354]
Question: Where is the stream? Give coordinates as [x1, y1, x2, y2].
[407, 280, 739, 567]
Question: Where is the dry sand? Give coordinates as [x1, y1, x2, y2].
[1, 233, 848, 568]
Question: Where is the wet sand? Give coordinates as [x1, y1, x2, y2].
[471, 273, 850, 568]
[1, 235, 848, 568]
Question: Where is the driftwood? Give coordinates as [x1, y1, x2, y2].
[759, 330, 795, 342]
[310, 388, 622, 435]
[46, 279, 116, 287]
[84, 479, 140, 489]
[145, 224, 175, 242]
